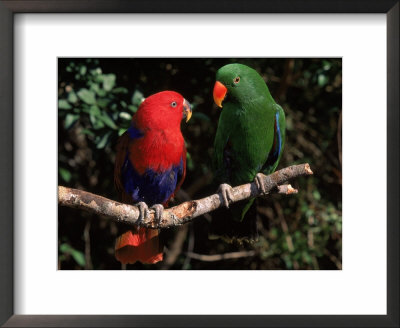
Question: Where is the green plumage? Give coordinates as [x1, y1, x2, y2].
[213, 63, 286, 222]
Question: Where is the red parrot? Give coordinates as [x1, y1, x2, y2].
[114, 91, 192, 264]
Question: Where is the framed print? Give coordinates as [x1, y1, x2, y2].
[0, 1, 398, 327]
[56, 57, 338, 272]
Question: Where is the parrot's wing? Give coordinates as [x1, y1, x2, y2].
[262, 103, 286, 174]
[114, 125, 144, 203]
[171, 145, 186, 198]
[114, 131, 131, 202]
[213, 115, 232, 183]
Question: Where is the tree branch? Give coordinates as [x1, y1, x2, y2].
[185, 250, 256, 262]
[58, 163, 313, 229]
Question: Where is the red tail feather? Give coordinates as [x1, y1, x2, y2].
[115, 228, 163, 264]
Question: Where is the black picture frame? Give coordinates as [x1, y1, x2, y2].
[0, 1, 398, 327]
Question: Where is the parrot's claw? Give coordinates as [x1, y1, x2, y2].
[218, 183, 234, 208]
[136, 202, 150, 224]
[255, 173, 267, 194]
[151, 204, 164, 227]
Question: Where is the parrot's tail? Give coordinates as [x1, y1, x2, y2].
[115, 228, 163, 264]
[209, 199, 259, 244]
[231, 198, 255, 222]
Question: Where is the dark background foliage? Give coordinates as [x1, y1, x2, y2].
[58, 58, 342, 270]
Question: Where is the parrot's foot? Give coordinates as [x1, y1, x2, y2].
[218, 183, 234, 208]
[255, 173, 268, 194]
[151, 204, 164, 227]
[135, 202, 164, 227]
[136, 202, 150, 224]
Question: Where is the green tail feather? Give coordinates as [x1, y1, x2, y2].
[208, 200, 259, 244]
[231, 198, 255, 222]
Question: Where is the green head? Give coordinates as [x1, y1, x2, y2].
[213, 63, 272, 108]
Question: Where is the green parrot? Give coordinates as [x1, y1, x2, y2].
[213, 63, 286, 223]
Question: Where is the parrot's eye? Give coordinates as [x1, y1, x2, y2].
[170, 101, 177, 108]
[233, 76, 240, 84]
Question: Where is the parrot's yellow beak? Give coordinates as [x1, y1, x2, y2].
[183, 98, 192, 123]
[213, 81, 228, 108]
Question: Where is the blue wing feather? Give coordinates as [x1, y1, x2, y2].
[262, 111, 284, 174]
[127, 125, 144, 139]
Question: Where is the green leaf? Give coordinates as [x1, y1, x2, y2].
[269, 228, 279, 239]
[102, 74, 116, 92]
[94, 72, 104, 83]
[128, 105, 138, 113]
[67, 91, 78, 104]
[118, 128, 127, 136]
[71, 250, 85, 267]
[119, 112, 132, 121]
[186, 151, 194, 171]
[302, 252, 312, 264]
[64, 114, 79, 129]
[112, 87, 128, 94]
[312, 190, 321, 201]
[131, 90, 144, 106]
[90, 83, 100, 93]
[89, 105, 101, 117]
[90, 113, 105, 129]
[77, 88, 96, 105]
[59, 167, 71, 183]
[317, 74, 328, 87]
[96, 131, 112, 149]
[81, 128, 95, 137]
[100, 112, 117, 129]
[96, 98, 111, 108]
[80, 65, 87, 75]
[336, 221, 342, 233]
[90, 67, 102, 76]
[58, 99, 72, 110]
[322, 60, 332, 71]
[59, 243, 85, 267]
[282, 254, 293, 269]
[80, 105, 91, 114]
[97, 88, 107, 97]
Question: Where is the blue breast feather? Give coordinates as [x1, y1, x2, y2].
[121, 124, 184, 205]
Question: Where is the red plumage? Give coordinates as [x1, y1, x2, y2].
[114, 91, 191, 265]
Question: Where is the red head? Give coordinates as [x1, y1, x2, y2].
[134, 91, 192, 131]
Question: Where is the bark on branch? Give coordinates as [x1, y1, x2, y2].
[186, 250, 256, 262]
[58, 163, 313, 229]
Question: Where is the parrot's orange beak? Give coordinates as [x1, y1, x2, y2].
[213, 81, 227, 108]
[183, 98, 192, 123]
